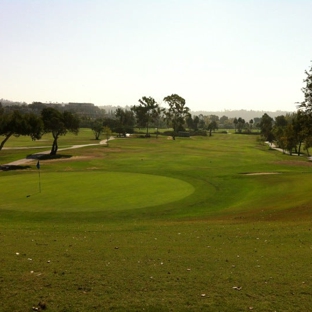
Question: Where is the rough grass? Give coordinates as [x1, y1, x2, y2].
[1, 130, 312, 311]
[2, 221, 312, 311]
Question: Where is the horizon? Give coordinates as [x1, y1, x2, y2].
[1, 99, 297, 120]
[1, 1, 311, 112]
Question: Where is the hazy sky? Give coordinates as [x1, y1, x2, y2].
[1, 0, 311, 112]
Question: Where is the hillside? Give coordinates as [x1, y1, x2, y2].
[1, 98, 295, 121]
[190, 109, 295, 120]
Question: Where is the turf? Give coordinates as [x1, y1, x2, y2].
[1, 172, 194, 212]
[1, 130, 312, 311]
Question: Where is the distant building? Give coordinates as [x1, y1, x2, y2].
[45, 103, 64, 108]
[65, 102, 104, 119]
[67, 102, 95, 108]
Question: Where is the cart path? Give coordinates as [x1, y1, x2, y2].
[2, 138, 113, 167]
[266, 141, 312, 161]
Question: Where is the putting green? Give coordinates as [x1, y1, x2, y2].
[1, 171, 195, 212]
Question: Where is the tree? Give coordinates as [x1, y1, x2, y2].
[197, 114, 205, 129]
[272, 115, 288, 148]
[163, 94, 190, 140]
[186, 115, 194, 131]
[0, 110, 43, 151]
[237, 117, 245, 133]
[103, 126, 112, 146]
[249, 119, 254, 130]
[151, 106, 165, 138]
[41, 107, 80, 155]
[253, 117, 261, 129]
[186, 115, 200, 132]
[28, 101, 46, 113]
[233, 118, 238, 132]
[207, 120, 218, 136]
[114, 108, 135, 137]
[220, 115, 228, 124]
[304, 134, 312, 156]
[209, 115, 219, 123]
[103, 117, 118, 130]
[275, 115, 288, 128]
[132, 96, 159, 137]
[298, 62, 312, 113]
[91, 119, 104, 140]
[193, 115, 199, 131]
[291, 110, 310, 155]
[297, 62, 312, 155]
[259, 113, 274, 142]
[223, 117, 234, 129]
[281, 124, 297, 155]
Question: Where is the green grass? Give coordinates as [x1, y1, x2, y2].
[0, 129, 100, 164]
[3, 128, 96, 148]
[1, 130, 312, 311]
[1, 172, 194, 212]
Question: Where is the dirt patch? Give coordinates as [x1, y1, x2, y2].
[274, 160, 312, 167]
[268, 204, 312, 221]
[242, 172, 280, 176]
[43, 156, 94, 163]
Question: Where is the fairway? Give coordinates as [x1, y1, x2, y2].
[1, 171, 195, 212]
[2, 132, 312, 311]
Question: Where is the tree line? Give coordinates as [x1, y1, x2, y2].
[0, 92, 303, 157]
[90, 99, 263, 140]
[1, 61, 311, 156]
[258, 62, 312, 155]
[90, 94, 190, 140]
[91, 95, 262, 140]
[0, 107, 79, 155]
[0, 95, 268, 151]
[0, 94, 191, 154]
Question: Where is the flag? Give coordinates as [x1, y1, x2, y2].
[36, 160, 40, 169]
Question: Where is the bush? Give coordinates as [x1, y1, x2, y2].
[190, 130, 207, 136]
[163, 131, 175, 136]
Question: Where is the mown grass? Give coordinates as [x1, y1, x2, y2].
[0, 129, 96, 164]
[1, 172, 194, 213]
[1, 130, 312, 311]
[3, 128, 96, 148]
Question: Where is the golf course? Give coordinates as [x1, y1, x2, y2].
[1, 129, 312, 311]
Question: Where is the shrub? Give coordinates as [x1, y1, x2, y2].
[190, 130, 207, 136]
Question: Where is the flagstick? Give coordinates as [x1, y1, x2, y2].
[38, 168, 41, 193]
[36, 160, 41, 193]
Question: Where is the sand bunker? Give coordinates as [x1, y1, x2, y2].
[243, 172, 280, 176]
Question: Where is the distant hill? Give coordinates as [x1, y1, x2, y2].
[0, 98, 27, 106]
[190, 109, 295, 120]
[99, 106, 295, 121]
[1, 98, 295, 121]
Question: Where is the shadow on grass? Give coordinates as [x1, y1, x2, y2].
[26, 154, 72, 160]
[0, 165, 31, 171]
